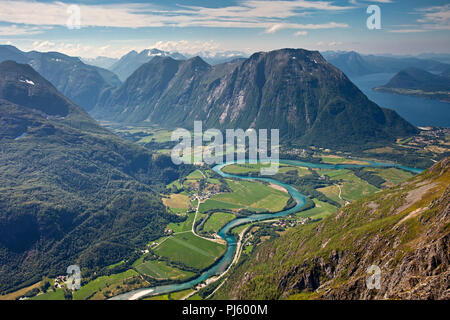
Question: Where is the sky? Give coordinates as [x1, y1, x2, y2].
[0, 0, 449, 58]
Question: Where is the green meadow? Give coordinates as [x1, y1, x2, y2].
[154, 232, 226, 270]
[134, 260, 194, 280]
[200, 179, 290, 213]
[203, 212, 236, 233]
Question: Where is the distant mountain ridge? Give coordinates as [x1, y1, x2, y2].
[0, 45, 121, 111]
[374, 67, 450, 102]
[322, 51, 450, 77]
[93, 48, 417, 149]
[110, 48, 187, 81]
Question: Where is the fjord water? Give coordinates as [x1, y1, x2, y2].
[110, 160, 423, 300]
[350, 73, 450, 128]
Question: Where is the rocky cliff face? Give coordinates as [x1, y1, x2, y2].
[93, 48, 417, 148]
[215, 158, 449, 300]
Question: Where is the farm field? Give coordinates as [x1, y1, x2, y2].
[203, 212, 236, 233]
[31, 269, 139, 300]
[162, 193, 190, 210]
[199, 179, 290, 213]
[143, 288, 194, 300]
[364, 167, 414, 187]
[221, 163, 288, 175]
[154, 232, 226, 270]
[30, 288, 65, 300]
[167, 211, 196, 233]
[316, 169, 379, 204]
[134, 260, 194, 280]
[319, 155, 370, 165]
[73, 270, 138, 300]
[0, 281, 41, 300]
[295, 199, 338, 220]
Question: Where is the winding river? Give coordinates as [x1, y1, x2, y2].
[111, 159, 423, 300]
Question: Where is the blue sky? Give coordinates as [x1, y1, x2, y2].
[0, 0, 449, 58]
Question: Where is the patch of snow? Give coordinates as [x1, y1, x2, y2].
[19, 79, 35, 86]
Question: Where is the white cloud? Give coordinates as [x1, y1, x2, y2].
[263, 24, 285, 34]
[389, 4, 450, 33]
[0, 0, 351, 32]
[0, 24, 48, 36]
[26, 39, 227, 58]
[149, 40, 222, 55]
[293, 30, 308, 36]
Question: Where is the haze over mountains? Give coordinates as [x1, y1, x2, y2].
[322, 51, 450, 77]
[0, 45, 121, 112]
[108, 48, 248, 82]
[0, 60, 188, 292]
[110, 49, 187, 82]
[93, 48, 417, 148]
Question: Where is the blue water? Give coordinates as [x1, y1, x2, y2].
[350, 73, 450, 128]
[110, 159, 423, 300]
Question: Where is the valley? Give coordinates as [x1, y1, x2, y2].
[0, 45, 448, 302]
[21, 151, 425, 300]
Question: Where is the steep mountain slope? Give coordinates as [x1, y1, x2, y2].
[94, 48, 417, 148]
[322, 51, 450, 77]
[0, 45, 121, 111]
[214, 158, 449, 300]
[374, 68, 450, 102]
[0, 61, 187, 293]
[110, 49, 186, 81]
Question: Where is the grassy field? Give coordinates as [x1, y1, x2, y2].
[134, 260, 194, 280]
[320, 155, 370, 165]
[221, 163, 286, 175]
[167, 211, 196, 233]
[186, 170, 204, 180]
[154, 232, 226, 270]
[317, 169, 379, 204]
[144, 288, 194, 300]
[137, 129, 173, 144]
[295, 199, 338, 220]
[365, 167, 414, 187]
[73, 270, 138, 300]
[200, 179, 290, 213]
[30, 289, 65, 300]
[203, 212, 236, 233]
[30, 269, 139, 300]
[0, 281, 41, 300]
[162, 193, 190, 210]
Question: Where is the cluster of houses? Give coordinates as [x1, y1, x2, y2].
[164, 228, 174, 235]
[54, 275, 67, 289]
[272, 217, 311, 229]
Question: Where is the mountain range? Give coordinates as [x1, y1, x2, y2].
[0, 60, 188, 293]
[0, 45, 121, 112]
[110, 49, 187, 82]
[93, 48, 417, 149]
[322, 51, 450, 77]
